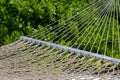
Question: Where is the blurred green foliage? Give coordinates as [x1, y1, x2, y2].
[0, 0, 91, 46]
[0, 0, 120, 58]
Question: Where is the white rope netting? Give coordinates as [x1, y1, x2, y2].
[0, 0, 120, 79]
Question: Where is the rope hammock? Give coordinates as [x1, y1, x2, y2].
[0, 0, 120, 79]
[28, 0, 120, 58]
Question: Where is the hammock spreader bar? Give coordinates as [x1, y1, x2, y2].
[20, 36, 120, 63]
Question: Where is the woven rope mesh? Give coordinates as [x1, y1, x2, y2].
[0, 0, 120, 80]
